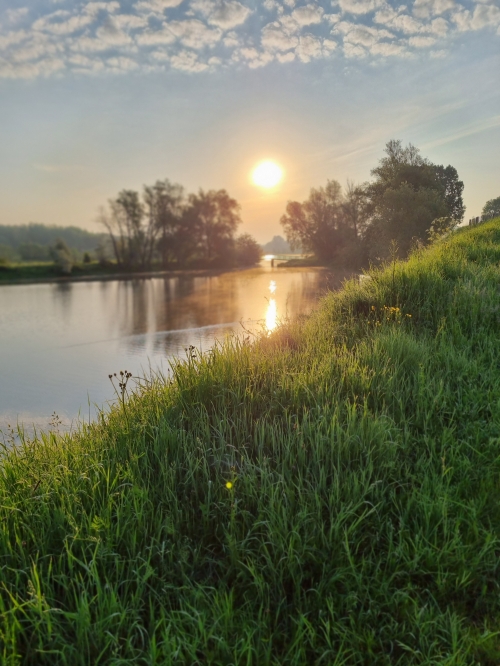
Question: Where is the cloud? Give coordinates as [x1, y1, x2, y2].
[170, 48, 208, 71]
[11, 39, 61, 63]
[113, 14, 149, 29]
[238, 46, 274, 68]
[343, 41, 366, 56]
[296, 33, 323, 60]
[106, 55, 139, 70]
[261, 22, 298, 51]
[291, 4, 324, 26]
[6, 7, 29, 24]
[95, 18, 134, 46]
[0, 0, 497, 78]
[413, 0, 456, 19]
[335, 21, 395, 45]
[409, 34, 437, 46]
[337, 0, 385, 15]
[136, 25, 176, 44]
[168, 19, 222, 48]
[374, 11, 425, 34]
[191, 0, 252, 30]
[428, 17, 448, 35]
[223, 31, 240, 46]
[33, 11, 95, 35]
[0, 30, 29, 50]
[0, 56, 65, 79]
[68, 53, 105, 70]
[84, 2, 120, 15]
[369, 40, 406, 55]
[429, 48, 447, 57]
[134, 0, 184, 15]
[276, 50, 295, 62]
[469, 3, 500, 29]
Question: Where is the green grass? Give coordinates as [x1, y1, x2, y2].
[0, 261, 124, 283]
[2, 220, 500, 664]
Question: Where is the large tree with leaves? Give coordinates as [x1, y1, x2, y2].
[143, 180, 185, 268]
[364, 140, 464, 258]
[280, 180, 361, 263]
[183, 189, 241, 266]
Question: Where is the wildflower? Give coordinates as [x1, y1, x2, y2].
[406, 314, 412, 318]
[371, 305, 376, 311]
[226, 481, 233, 490]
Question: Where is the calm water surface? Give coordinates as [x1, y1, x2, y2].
[0, 262, 344, 436]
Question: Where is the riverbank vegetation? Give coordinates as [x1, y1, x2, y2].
[280, 139, 468, 269]
[0, 187, 263, 281]
[98, 184, 261, 273]
[2, 218, 500, 663]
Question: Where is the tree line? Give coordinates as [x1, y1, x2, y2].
[99, 182, 261, 271]
[280, 140, 473, 267]
[0, 224, 105, 263]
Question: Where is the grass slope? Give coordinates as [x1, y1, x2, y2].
[2, 220, 500, 665]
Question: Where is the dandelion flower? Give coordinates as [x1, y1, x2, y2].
[226, 481, 233, 490]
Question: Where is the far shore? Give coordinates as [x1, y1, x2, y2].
[0, 261, 333, 287]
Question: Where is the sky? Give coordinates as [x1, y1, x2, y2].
[0, 0, 499, 243]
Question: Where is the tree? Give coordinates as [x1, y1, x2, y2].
[235, 234, 262, 266]
[50, 239, 73, 275]
[280, 180, 359, 263]
[100, 189, 160, 271]
[143, 180, 184, 268]
[18, 243, 50, 261]
[433, 165, 465, 222]
[364, 140, 464, 258]
[482, 196, 500, 219]
[98, 181, 243, 270]
[365, 183, 448, 260]
[427, 216, 458, 243]
[184, 189, 241, 266]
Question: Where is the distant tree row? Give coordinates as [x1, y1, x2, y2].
[99, 182, 261, 271]
[0, 223, 105, 253]
[280, 140, 470, 267]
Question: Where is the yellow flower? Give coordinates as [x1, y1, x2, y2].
[225, 481, 233, 490]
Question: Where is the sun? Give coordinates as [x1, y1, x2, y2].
[252, 160, 283, 189]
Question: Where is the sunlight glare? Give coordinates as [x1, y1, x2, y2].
[266, 298, 277, 332]
[252, 161, 283, 188]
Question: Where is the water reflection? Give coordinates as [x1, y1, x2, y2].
[0, 264, 351, 435]
[266, 298, 277, 332]
[266, 279, 278, 332]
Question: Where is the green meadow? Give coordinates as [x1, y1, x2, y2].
[2, 220, 500, 664]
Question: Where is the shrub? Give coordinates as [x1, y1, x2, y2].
[50, 239, 73, 275]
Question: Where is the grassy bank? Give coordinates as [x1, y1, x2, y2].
[0, 261, 124, 284]
[2, 220, 500, 664]
[0, 262, 230, 286]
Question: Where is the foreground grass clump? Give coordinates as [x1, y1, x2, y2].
[2, 221, 500, 665]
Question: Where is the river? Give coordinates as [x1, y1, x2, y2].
[0, 261, 345, 438]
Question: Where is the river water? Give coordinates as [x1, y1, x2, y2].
[0, 261, 345, 437]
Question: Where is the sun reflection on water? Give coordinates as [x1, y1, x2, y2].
[266, 280, 278, 332]
[266, 298, 277, 332]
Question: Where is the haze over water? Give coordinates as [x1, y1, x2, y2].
[0, 262, 345, 437]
